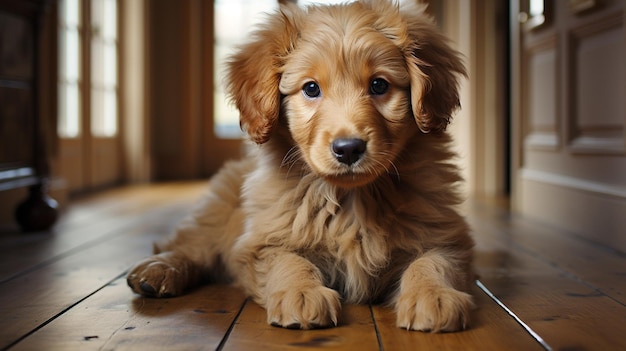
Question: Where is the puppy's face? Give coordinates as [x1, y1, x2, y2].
[226, 0, 466, 189]
[279, 10, 416, 187]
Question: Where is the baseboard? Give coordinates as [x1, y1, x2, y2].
[518, 169, 626, 253]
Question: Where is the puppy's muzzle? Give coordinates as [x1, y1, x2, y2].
[331, 138, 366, 165]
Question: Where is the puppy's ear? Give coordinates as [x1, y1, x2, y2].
[225, 5, 301, 144]
[402, 7, 466, 133]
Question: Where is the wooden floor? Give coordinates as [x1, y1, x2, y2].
[1, 181, 625, 351]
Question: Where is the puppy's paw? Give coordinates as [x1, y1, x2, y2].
[266, 286, 341, 329]
[396, 286, 473, 332]
[126, 253, 188, 298]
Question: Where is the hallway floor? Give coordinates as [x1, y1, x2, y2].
[1, 181, 624, 350]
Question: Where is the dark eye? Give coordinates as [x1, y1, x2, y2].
[302, 81, 321, 98]
[370, 78, 389, 95]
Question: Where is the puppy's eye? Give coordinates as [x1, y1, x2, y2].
[370, 78, 389, 95]
[302, 82, 321, 98]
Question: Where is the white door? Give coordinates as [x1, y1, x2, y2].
[511, 0, 626, 251]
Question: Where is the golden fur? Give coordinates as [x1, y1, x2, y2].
[127, 0, 474, 332]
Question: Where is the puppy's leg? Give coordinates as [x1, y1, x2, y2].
[395, 250, 473, 332]
[246, 251, 341, 329]
[126, 248, 207, 298]
[127, 159, 252, 297]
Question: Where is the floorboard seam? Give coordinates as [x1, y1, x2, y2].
[215, 298, 248, 351]
[369, 305, 385, 351]
[475, 279, 553, 351]
[0, 204, 180, 286]
[499, 227, 626, 308]
[0, 271, 128, 351]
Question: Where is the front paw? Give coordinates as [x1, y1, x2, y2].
[266, 286, 341, 329]
[396, 286, 473, 332]
[126, 253, 188, 298]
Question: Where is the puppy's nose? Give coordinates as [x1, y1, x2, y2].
[331, 138, 366, 165]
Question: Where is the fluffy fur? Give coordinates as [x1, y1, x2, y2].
[127, 0, 474, 332]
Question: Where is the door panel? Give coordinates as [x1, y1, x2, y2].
[512, 0, 626, 251]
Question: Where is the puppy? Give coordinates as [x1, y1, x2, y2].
[127, 0, 474, 332]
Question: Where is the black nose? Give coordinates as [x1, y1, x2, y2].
[331, 138, 366, 165]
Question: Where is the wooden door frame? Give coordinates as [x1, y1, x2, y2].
[509, 0, 523, 210]
[439, 0, 510, 200]
[119, 0, 152, 183]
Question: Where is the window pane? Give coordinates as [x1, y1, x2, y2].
[529, 0, 545, 17]
[102, 90, 117, 136]
[90, 39, 116, 87]
[58, 83, 80, 138]
[90, 88, 117, 137]
[92, 0, 117, 40]
[101, 0, 117, 40]
[91, 39, 102, 85]
[91, 0, 117, 137]
[62, 30, 80, 81]
[213, 0, 277, 139]
[62, 0, 80, 27]
[91, 87, 102, 134]
[103, 43, 117, 86]
[214, 2, 243, 42]
[58, 0, 81, 138]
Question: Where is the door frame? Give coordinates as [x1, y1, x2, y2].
[440, 0, 510, 200]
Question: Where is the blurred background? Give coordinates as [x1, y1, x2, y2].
[1, 0, 624, 252]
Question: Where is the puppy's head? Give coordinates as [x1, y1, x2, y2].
[226, 0, 465, 188]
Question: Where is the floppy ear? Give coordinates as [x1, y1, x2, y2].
[225, 4, 301, 144]
[402, 6, 466, 134]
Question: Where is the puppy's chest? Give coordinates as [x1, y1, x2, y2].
[291, 188, 399, 262]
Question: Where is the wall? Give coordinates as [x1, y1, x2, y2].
[511, 0, 626, 252]
[441, 0, 509, 200]
[120, 0, 151, 183]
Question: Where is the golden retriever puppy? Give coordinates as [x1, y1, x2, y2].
[127, 0, 474, 332]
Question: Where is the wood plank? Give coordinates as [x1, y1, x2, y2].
[10, 281, 246, 351]
[4, 183, 624, 350]
[472, 200, 626, 305]
[221, 302, 380, 351]
[0, 182, 204, 284]
[0, 208, 175, 284]
[0, 205, 189, 349]
[372, 284, 545, 351]
[477, 268, 626, 351]
[470, 203, 626, 351]
[56, 182, 207, 227]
